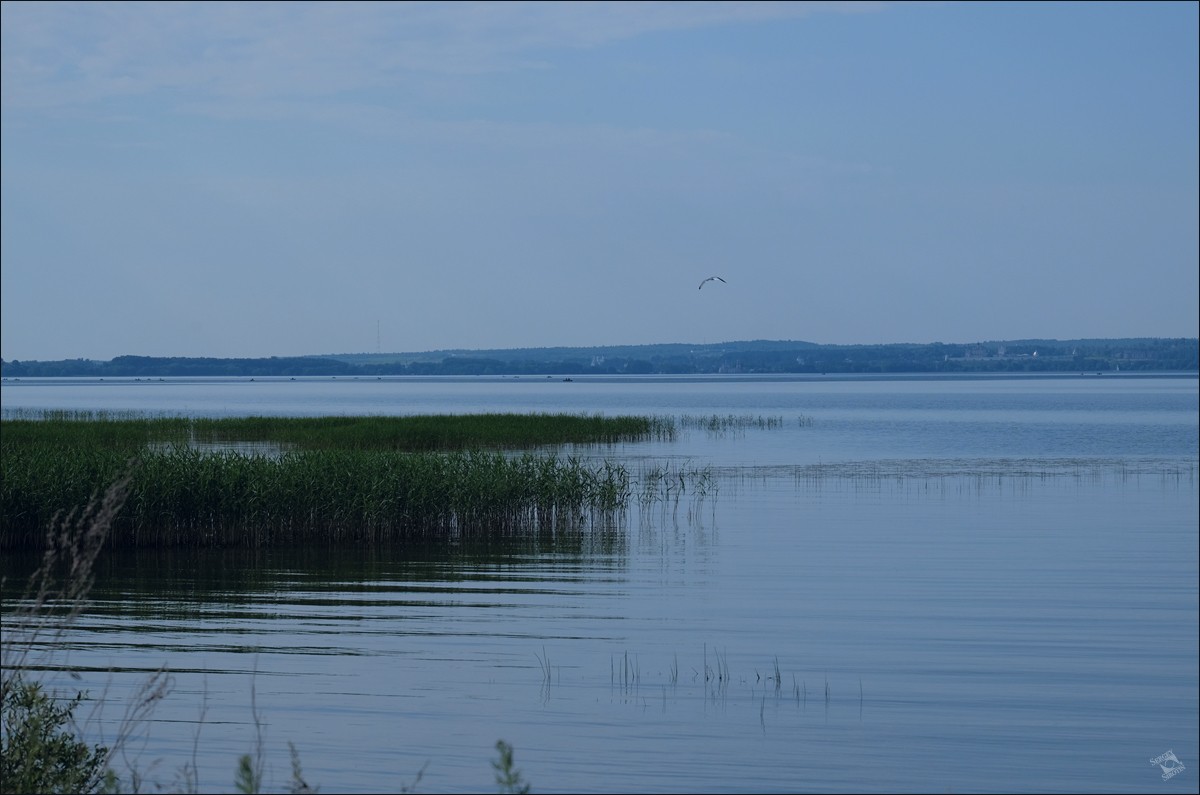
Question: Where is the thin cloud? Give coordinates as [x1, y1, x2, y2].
[2, 1, 888, 110]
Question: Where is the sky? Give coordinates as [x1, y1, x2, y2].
[2, 1, 1197, 361]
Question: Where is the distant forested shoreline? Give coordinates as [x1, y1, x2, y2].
[2, 338, 1196, 378]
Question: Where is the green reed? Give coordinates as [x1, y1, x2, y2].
[0, 413, 667, 549]
[1, 446, 636, 549]
[2, 411, 675, 452]
[633, 461, 716, 510]
[678, 413, 799, 432]
[189, 412, 676, 450]
[0, 413, 193, 453]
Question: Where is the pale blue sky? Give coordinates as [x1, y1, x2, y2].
[2, 1, 1197, 361]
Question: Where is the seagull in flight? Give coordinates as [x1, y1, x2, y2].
[698, 276, 726, 290]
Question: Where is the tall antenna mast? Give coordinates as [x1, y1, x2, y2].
[376, 320, 381, 354]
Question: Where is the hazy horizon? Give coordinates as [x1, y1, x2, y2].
[3, 2, 1197, 361]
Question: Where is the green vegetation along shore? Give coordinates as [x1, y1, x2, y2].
[0, 413, 678, 550]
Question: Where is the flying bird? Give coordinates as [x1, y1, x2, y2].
[698, 276, 726, 290]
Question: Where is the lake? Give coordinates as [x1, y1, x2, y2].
[2, 373, 1197, 793]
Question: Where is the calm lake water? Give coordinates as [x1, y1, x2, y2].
[2, 373, 1198, 794]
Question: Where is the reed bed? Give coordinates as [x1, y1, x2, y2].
[0, 413, 193, 453]
[783, 456, 1196, 485]
[694, 456, 1195, 491]
[189, 413, 676, 450]
[0, 413, 672, 550]
[2, 411, 675, 452]
[1, 446, 636, 549]
[677, 414, 813, 433]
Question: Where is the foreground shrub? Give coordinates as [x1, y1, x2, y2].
[0, 676, 111, 795]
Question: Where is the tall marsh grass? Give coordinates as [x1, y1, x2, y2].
[2, 446, 639, 549]
[2, 411, 674, 452]
[678, 413, 812, 432]
[0, 413, 680, 549]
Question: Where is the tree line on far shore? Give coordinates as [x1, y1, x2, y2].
[2, 337, 1196, 378]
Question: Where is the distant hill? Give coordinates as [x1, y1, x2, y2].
[2, 338, 1196, 378]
